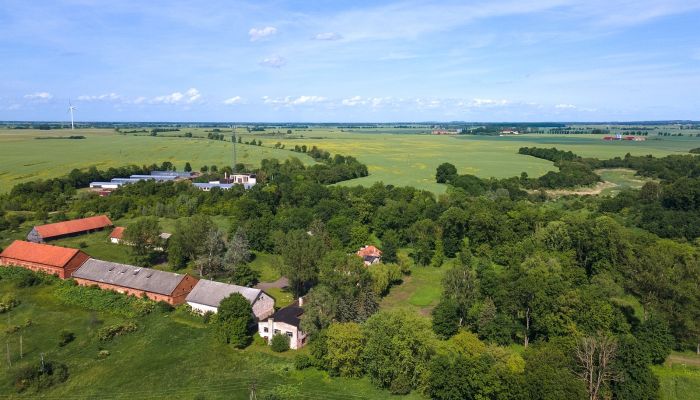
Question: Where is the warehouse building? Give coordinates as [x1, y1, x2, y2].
[72, 259, 198, 305]
[27, 215, 113, 242]
[0, 240, 90, 279]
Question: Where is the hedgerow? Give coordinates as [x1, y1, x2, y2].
[54, 281, 155, 317]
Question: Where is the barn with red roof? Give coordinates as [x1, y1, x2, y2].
[27, 215, 113, 243]
[0, 240, 90, 279]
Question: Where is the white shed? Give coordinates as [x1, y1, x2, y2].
[186, 279, 274, 321]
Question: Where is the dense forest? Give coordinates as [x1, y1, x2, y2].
[1, 147, 699, 399]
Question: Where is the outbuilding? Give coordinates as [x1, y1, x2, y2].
[72, 259, 198, 305]
[27, 215, 113, 243]
[0, 240, 90, 279]
[186, 279, 275, 320]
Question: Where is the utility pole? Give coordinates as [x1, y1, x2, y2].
[232, 125, 237, 172]
[249, 379, 257, 400]
[40, 353, 45, 372]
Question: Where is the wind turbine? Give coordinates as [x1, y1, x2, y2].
[68, 99, 77, 130]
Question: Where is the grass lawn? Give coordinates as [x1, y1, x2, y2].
[654, 354, 700, 400]
[380, 262, 448, 316]
[0, 278, 424, 399]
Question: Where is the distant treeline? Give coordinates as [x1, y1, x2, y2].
[34, 135, 86, 140]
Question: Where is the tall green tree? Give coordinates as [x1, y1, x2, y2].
[123, 216, 162, 266]
[216, 293, 253, 348]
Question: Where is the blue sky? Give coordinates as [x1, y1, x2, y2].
[1, 0, 699, 122]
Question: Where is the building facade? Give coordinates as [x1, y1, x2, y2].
[0, 240, 90, 279]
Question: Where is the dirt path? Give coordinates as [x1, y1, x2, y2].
[667, 353, 700, 368]
[255, 276, 289, 290]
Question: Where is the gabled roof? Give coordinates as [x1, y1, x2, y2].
[34, 215, 113, 239]
[269, 299, 304, 327]
[0, 240, 82, 268]
[357, 245, 382, 258]
[72, 259, 187, 296]
[186, 279, 262, 307]
[109, 227, 125, 240]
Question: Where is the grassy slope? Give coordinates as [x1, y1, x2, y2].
[0, 280, 423, 399]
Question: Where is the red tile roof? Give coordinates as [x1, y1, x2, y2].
[0, 240, 82, 268]
[109, 227, 125, 240]
[34, 215, 113, 239]
[357, 245, 382, 258]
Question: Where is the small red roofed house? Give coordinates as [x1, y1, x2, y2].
[109, 227, 126, 244]
[357, 245, 382, 266]
[0, 240, 90, 279]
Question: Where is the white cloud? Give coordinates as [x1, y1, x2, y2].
[151, 88, 201, 104]
[185, 88, 201, 103]
[312, 32, 342, 41]
[77, 93, 121, 102]
[262, 95, 327, 107]
[223, 96, 243, 105]
[249, 26, 277, 41]
[468, 98, 510, 107]
[24, 92, 52, 100]
[341, 96, 365, 106]
[555, 103, 577, 109]
[259, 55, 287, 68]
[132, 96, 147, 104]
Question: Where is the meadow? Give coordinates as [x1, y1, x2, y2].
[2, 127, 699, 194]
[0, 278, 423, 399]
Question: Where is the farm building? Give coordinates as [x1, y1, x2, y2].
[258, 298, 308, 350]
[186, 279, 275, 320]
[0, 240, 89, 279]
[151, 171, 194, 178]
[109, 227, 126, 244]
[357, 245, 382, 266]
[109, 227, 170, 250]
[193, 182, 234, 191]
[72, 259, 198, 305]
[27, 215, 113, 243]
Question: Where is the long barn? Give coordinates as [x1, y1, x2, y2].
[27, 215, 113, 242]
[0, 240, 90, 279]
[72, 259, 198, 305]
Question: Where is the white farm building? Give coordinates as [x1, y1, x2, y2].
[185, 279, 274, 321]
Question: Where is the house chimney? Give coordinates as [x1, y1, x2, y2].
[298, 297, 304, 307]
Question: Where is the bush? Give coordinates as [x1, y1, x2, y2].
[78, 241, 88, 249]
[54, 281, 155, 318]
[0, 266, 55, 288]
[14, 360, 69, 393]
[270, 334, 290, 352]
[97, 350, 110, 359]
[98, 322, 138, 341]
[0, 294, 20, 313]
[58, 330, 75, 347]
[157, 301, 174, 313]
[294, 354, 314, 370]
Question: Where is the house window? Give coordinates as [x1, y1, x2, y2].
[274, 329, 280, 334]
[263, 327, 269, 333]
[286, 331, 293, 337]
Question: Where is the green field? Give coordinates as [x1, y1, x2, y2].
[2, 128, 699, 194]
[0, 128, 315, 192]
[0, 278, 422, 399]
[654, 353, 700, 400]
